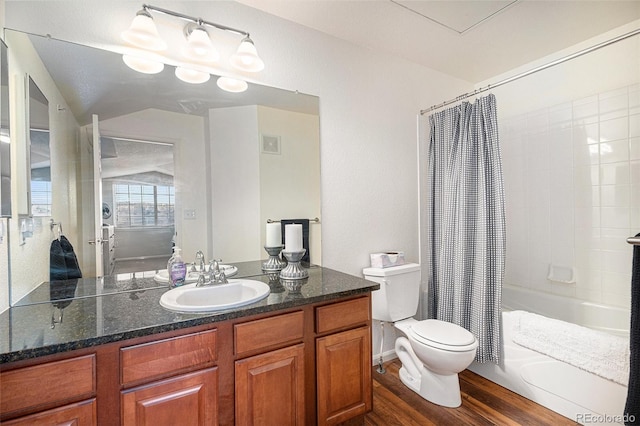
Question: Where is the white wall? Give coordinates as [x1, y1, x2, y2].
[209, 105, 262, 263]
[209, 105, 321, 265]
[476, 22, 640, 316]
[258, 106, 321, 265]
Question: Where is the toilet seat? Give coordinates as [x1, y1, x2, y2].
[409, 319, 477, 352]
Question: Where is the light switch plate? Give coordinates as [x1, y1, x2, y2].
[183, 209, 196, 220]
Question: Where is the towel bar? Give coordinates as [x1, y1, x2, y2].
[267, 217, 320, 223]
[627, 236, 640, 245]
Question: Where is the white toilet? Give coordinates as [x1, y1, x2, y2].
[363, 263, 478, 408]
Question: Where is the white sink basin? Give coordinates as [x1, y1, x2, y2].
[159, 279, 270, 313]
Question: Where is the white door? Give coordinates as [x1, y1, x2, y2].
[89, 114, 104, 277]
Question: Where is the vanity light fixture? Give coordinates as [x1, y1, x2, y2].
[230, 36, 264, 72]
[121, 4, 264, 91]
[122, 54, 164, 74]
[216, 76, 248, 93]
[175, 66, 211, 84]
[183, 24, 220, 63]
[121, 9, 167, 51]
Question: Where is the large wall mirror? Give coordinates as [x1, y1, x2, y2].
[5, 28, 321, 304]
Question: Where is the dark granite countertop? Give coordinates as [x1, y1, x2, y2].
[0, 261, 379, 364]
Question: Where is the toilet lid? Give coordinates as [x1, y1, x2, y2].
[411, 320, 476, 347]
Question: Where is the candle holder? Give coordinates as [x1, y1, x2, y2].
[280, 249, 308, 280]
[262, 246, 286, 272]
[281, 277, 308, 293]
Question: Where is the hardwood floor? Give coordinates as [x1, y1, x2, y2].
[364, 359, 578, 425]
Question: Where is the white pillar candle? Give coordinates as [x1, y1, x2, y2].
[284, 224, 303, 252]
[266, 222, 281, 247]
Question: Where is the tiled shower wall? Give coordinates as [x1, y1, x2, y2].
[501, 83, 639, 309]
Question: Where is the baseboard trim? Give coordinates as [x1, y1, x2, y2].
[372, 349, 397, 366]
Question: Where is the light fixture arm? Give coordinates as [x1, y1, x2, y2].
[142, 4, 249, 38]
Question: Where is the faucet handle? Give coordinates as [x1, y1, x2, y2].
[196, 270, 206, 286]
[208, 260, 216, 280]
[211, 259, 222, 272]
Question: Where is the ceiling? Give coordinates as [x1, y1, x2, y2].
[233, 0, 640, 83]
[4, 0, 640, 103]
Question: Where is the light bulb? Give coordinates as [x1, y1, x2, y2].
[175, 67, 210, 84]
[122, 55, 164, 74]
[216, 76, 248, 93]
[121, 10, 167, 51]
[230, 37, 264, 72]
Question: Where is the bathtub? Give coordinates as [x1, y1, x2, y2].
[469, 285, 630, 425]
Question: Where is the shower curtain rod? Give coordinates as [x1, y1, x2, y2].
[420, 27, 640, 115]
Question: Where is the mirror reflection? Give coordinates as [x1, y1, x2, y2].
[1, 40, 10, 217]
[28, 77, 50, 216]
[5, 29, 321, 305]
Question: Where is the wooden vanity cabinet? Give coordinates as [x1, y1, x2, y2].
[1, 293, 373, 426]
[0, 354, 97, 425]
[1, 400, 97, 426]
[120, 329, 219, 426]
[235, 343, 306, 425]
[315, 297, 372, 425]
[234, 311, 306, 425]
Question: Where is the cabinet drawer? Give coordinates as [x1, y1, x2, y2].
[121, 329, 217, 387]
[315, 297, 370, 334]
[2, 399, 96, 426]
[235, 311, 304, 356]
[1, 354, 96, 419]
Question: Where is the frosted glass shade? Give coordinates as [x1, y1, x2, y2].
[122, 54, 164, 74]
[175, 67, 210, 84]
[230, 38, 264, 72]
[121, 11, 167, 51]
[184, 26, 219, 63]
[216, 77, 248, 93]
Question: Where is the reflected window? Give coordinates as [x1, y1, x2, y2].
[28, 80, 50, 217]
[29, 128, 51, 216]
[114, 184, 174, 227]
[30, 180, 52, 216]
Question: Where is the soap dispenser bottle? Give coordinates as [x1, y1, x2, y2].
[168, 247, 187, 288]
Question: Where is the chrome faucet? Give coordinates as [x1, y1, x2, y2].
[208, 259, 218, 283]
[196, 258, 228, 286]
[210, 259, 229, 284]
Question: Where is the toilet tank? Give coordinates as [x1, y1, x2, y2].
[363, 263, 421, 322]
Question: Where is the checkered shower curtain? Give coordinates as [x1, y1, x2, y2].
[424, 94, 505, 364]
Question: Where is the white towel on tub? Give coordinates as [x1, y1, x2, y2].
[510, 310, 630, 386]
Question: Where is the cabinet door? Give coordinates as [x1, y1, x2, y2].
[235, 343, 305, 426]
[316, 326, 372, 425]
[2, 399, 96, 426]
[121, 368, 218, 426]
